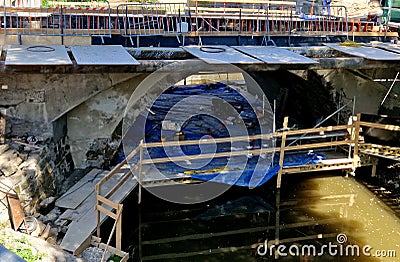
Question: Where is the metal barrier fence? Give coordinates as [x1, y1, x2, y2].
[187, 1, 294, 36]
[0, 2, 352, 39]
[293, 4, 348, 37]
[116, 2, 190, 37]
[2, 1, 112, 37]
[187, 3, 348, 38]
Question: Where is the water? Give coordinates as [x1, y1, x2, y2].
[125, 173, 400, 261]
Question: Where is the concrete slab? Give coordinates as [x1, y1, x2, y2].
[372, 42, 400, 55]
[5, 45, 72, 65]
[182, 45, 262, 64]
[325, 43, 400, 60]
[70, 45, 140, 65]
[233, 46, 317, 64]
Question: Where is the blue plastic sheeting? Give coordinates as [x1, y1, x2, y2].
[133, 83, 271, 177]
[191, 152, 325, 188]
[127, 83, 325, 188]
[0, 245, 26, 262]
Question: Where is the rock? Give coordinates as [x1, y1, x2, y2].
[0, 149, 22, 176]
[40, 224, 51, 240]
[79, 246, 111, 262]
[0, 144, 9, 155]
[39, 197, 56, 211]
[42, 207, 60, 223]
[31, 220, 46, 238]
[46, 236, 57, 245]
[49, 227, 59, 239]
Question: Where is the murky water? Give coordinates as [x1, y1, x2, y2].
[125, 173, 400, 261]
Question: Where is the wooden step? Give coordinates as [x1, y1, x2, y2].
[59, 168, 138, 255]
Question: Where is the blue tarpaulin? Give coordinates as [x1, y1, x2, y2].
[131, 83, 325, 188]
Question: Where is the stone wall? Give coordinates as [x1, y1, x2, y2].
[0, 137, 74, 225]
[0, 72, 139, 138]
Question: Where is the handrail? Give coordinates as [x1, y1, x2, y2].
[359, 121, 400, 131]
[96, 144, 140, 189]
[96, 114, 400, 254]
[144, 124, 351, 149]
[94, 113, 400, 256]
[96, 122, 354, 194]
[2, 3, 112, 37]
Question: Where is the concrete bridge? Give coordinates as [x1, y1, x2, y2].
[1, 44, 400, 169]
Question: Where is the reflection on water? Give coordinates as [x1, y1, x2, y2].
[285, 175, 400, 262]
[132, 174, 400, 261]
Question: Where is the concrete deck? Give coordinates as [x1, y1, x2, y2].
[1, 46, 400, 74]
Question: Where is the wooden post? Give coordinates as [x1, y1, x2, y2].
[138, 139, 144, 204]
[274, 189, 281, 260]
[371, 164, 377, 177]
[116, 204, 123, 250]
[352, 113, 361, 172]
[276, 116, 288, 189]
[101, 206, 123, 262]
[275, 116, 288, 259]
[95, 184, 101, 238]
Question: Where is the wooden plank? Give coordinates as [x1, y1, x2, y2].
[143, 124, 349, 148]
[283, 162, 354, 174]
[73, 235, 92, 257]
[105, 169, 135, 199]
[359, 121, 400, 131]
[142, 140, 349, 165]
[97, 195, 120, 209]
[56, 169, 103, 209]
[60, 172, 138, 254]
[98, 145, 139, 187]
[277, 117, 288, 189]
[98, 243, 129, 258]
[96, 205, 117, 220]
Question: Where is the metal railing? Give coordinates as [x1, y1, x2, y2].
[2, 1, 112, 37]
[0, 2, 366, 40]
[186, 2, 349, 38]
[188, 1, 294, 36]
[116, 2, 190, 37]
[293, 4, 348, 37]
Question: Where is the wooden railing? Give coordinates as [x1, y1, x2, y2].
[92, 113, 400, 259]
[93, 114, 365, 251]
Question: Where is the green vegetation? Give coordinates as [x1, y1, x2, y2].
[109, 254, 122, 262]
[0, 233, 44, 262]
[339, 39, 361, 47]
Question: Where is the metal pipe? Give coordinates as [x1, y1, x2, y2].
[381, 71, 399, 106]
[287, 99, 354, 147]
